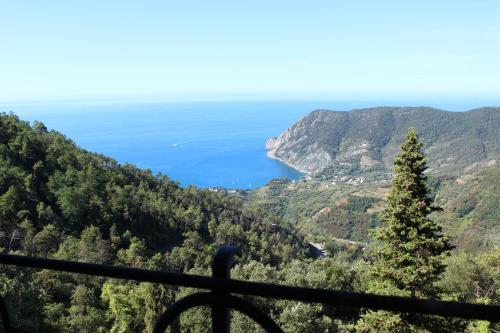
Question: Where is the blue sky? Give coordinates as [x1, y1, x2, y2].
[1, 0, 499, 102]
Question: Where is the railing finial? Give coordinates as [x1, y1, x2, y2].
[211, 246, 241, 333]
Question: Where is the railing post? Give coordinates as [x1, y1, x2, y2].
[211, 246, 240, 333]
[0, 295, 12, 333]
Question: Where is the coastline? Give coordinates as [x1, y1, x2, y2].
[266, 150, 311, 175]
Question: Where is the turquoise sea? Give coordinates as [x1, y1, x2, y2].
[1, 99, 494, 188]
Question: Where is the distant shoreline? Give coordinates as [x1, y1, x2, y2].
[266, 150, 310, 175]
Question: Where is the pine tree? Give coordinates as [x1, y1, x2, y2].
[357, 128, 452, 332]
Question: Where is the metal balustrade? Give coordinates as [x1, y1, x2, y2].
[1, 246, 499, 332]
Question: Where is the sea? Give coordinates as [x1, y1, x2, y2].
[1, 99, 495, 189]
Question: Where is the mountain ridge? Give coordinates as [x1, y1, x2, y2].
[266, 107, 500, 177]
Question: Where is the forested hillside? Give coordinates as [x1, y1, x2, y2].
[0, 112, 310, 262]
[0, 112, 322, 332]
[434, 166, 500, 251]
[247, 164, 500, 254]
[0, 112, 498, 332]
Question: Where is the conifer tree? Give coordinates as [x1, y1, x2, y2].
[357, 128, 452, 332]
[373, 127, 452, 296]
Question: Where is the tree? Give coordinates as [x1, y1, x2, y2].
[78, 225, 111, 264]
[101, 254, 175, 333]
[66, 285, 107, 333]
[358, 128, 452, 331]
[32, 224, 60, 257]
[437, 249, 500, 332]
[0, 266, 45, 331]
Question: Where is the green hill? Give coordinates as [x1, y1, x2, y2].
[434, 166, 500, 252]
[0, 112, 325, 331]
[266, 107, 500, 177]
[247, 164, 500, 253]
[258, 107, 500, 253]
[0, 112, 312, 264]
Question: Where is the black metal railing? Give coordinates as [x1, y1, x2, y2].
[1, 246, 499, 332]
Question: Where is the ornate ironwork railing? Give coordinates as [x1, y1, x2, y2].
[1, 246, 499, 332]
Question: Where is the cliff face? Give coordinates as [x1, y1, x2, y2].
[266, 107, 500, 176]
[266, 114, 333, 173]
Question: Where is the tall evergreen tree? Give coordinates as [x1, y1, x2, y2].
[373, 127, 452, 296]
[357, 128, 452, 332]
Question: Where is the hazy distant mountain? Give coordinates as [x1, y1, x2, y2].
[266, 107, 500, 176]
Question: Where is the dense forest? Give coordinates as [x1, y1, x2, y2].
[0, 112, 498, 332]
